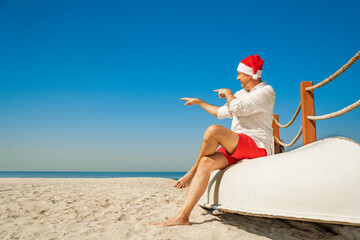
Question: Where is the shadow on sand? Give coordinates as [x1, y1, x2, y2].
[198, 209, 360, 240]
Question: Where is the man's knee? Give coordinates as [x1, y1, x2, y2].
[198, 156, 214, 171]
[204, 124, 223, 140]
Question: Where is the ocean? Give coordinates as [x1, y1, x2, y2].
[0, 171, 187, 180]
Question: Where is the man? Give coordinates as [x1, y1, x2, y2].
[154, 55, 276, 226]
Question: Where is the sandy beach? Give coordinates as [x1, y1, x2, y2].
[0, 178, 359, 240]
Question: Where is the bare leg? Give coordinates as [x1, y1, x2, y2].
[154, 153, 228, 226]
[153, 125, 239, 226]
[174, 125, 239, 189]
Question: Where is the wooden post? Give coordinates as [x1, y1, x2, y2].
[272, 114, 281, 154]
[300, 81, 316, 145]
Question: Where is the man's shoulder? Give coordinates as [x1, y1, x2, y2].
[263, 84, 275, 94]
[258, 82, 275, 95]
[249, 83, 276, 103]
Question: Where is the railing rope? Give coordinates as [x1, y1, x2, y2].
[273, 103, 301, 128]
[274, 127, 303, 148]
[306, 51, 360, 91]
[308, 100, 360, 120]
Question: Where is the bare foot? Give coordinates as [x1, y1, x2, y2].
[174, 171, 195, 189]
[152, 216, 190, 227]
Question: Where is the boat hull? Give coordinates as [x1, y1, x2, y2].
[198, 137, 360, 225]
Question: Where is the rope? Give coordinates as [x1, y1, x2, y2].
[308, 100, 360, 120]
[273, 103, 301, 128]
[274, 127, 303, 147]
[306, 51, 360, 91]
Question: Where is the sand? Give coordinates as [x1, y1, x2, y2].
[0, 178, 359, 240]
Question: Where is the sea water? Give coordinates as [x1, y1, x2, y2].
[0, 171, 186, 180]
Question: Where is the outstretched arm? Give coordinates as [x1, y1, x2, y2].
[180, 98, 219, 117]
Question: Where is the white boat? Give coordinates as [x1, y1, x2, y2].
[198, 137, 360, 226]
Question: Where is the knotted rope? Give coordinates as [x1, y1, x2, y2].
[274, 127, 303, 147]
[273, 103, 301, 128]
[308, 100, 360, 120]
[306, 51, 360, 91]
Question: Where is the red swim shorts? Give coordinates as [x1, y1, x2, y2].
[217, 133, 267, 166]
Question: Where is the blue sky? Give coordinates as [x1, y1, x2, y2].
[1, 0, 359, 171]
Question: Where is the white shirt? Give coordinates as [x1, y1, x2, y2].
[217, 81, 276, 155]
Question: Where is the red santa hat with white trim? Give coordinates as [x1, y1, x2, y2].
[237, 55, 264, 80]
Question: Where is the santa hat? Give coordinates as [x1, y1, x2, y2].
[237, 55, 264, 80]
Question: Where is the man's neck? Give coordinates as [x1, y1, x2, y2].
[246, 80, 262, 92]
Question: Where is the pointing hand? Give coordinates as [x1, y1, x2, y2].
[180, 98, 200, 106]
[214, 89, 233, 98]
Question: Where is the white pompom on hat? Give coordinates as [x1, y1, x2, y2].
[237, 55, 264, 80]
